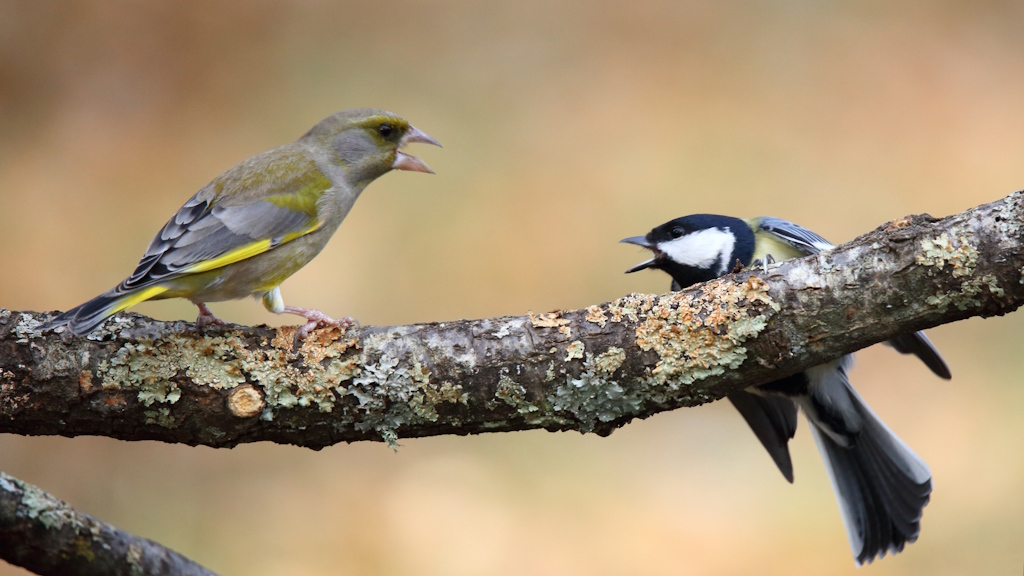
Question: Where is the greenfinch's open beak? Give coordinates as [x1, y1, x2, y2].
[393, 126, 442, 174]
[620, 236, 658, 273]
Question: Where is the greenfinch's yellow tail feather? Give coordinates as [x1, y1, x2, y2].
[45, 285, 169, 335]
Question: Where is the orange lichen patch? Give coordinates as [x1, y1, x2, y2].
[585, 305, 608, 327]
[528, 311, 570, 328]
[888, 216, 914, 230]
[300, 333, 358, 366]
[78, 370, 94, 392]
[271, 327, 298, 351]
[529, 310, 572, 339]
[744, 276, 777, 308]
[592, 347, 625, 374]
[632, 278, 777, 387]
[227, 384, 265, 418]
[102, 394, 126, 407]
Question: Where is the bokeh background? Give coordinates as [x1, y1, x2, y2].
[2, 1, 1024, 574]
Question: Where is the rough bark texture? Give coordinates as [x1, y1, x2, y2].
[0, 472, 217, 576]
[2, 191, 1021, 450]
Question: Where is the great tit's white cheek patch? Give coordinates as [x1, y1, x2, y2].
[657, 227, 737, 275]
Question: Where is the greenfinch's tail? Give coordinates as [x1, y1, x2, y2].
[46, 285, 168, 336]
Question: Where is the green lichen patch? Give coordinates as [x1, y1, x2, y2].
[97, 335, 246, 407]
[550, 345, 638, 432]
[916, 233, 978, 278]
[927, 273, 1005, 312]
[13, 313, 47, 344]
[345, 354, 466, 446]
[565, 340, 585, 361]
[92, 327, 366, 419]
[230, 328, 357, 413]
[99, 341, 186, 406]
[16, 478, 76, 531]
[633, 276, 777, 389]
[915, 232, 1005, 311]
[144, 407, 176, 428]
[495, 371, 539, 415]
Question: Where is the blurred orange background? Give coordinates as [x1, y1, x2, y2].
[3, 2, 1024, 574]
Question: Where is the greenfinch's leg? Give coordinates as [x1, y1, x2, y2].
[194, 302, 227, 327]
[262, 287, 354, 339]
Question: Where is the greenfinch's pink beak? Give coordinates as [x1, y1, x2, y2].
[393, 126, 441, 174]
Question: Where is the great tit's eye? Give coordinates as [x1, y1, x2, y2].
[670, 227, 686, 238]
[378, 124, 394, 138]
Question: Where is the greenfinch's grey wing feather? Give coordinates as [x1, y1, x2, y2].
[123, 194, 214, 289]
[118, 162, 328, 292]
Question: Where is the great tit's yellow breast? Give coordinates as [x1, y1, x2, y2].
[751, 228, 809, 262]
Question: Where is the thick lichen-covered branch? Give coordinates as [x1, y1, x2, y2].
[0, 472, 216, 576]
[1, 191, 1023, 448]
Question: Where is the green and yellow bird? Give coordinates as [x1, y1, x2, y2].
[47, 108, 440, 338]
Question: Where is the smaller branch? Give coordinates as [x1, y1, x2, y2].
[0, 471, 216, 576]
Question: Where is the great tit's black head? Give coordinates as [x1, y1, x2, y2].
[621, 214, 755, 289]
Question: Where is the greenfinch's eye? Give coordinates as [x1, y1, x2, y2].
[378, 124, 394, 138]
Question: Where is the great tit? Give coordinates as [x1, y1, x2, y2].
[622, 214, 950, 566]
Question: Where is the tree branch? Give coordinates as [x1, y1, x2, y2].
[0, 472, 216, 576]
[2, 192, 1022, 449]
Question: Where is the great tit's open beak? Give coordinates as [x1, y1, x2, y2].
[393, 126, 442, 174]
[620, 235, 658, 273]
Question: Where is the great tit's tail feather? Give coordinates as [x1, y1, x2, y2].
[803, 365, 931, 566]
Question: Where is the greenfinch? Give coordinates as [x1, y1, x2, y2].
[47, 108, 440, 338]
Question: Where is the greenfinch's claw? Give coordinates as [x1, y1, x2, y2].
[195, 302, 227, 328]
[285, 306, 356, 340]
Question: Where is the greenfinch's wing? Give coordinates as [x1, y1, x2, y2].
[118, 154, 328, 293]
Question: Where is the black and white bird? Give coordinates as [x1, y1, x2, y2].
[621, 214, 951, 566]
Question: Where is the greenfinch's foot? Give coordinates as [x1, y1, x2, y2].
[195, 302, 227, 328]
[283, 306, 356, 340]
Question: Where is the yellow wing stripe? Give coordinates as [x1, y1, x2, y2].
[183, 239, 275, 274]
[111, 286, 169, 314]
[181, 221, 322, 275]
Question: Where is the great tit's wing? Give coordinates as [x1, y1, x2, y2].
[727, 389, 798, 483]
[753, 217, 952, 379]
[117, 153, 331, 293]
[751, 216, 835, 259]
[886, 332, 952, 379]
